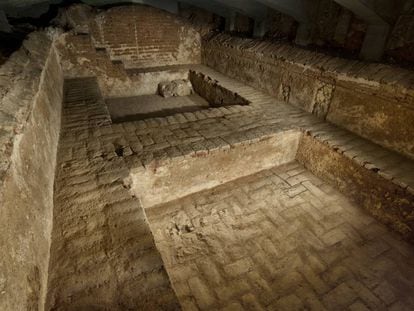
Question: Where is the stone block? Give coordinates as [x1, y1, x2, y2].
[158, 79, 194, 97]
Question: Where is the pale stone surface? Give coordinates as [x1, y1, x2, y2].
[158, 79, 194, 97]
[107, 94, 210, 122]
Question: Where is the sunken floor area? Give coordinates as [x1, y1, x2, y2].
[2, 4, 414, 311]
[148, 163, 414, 310]
[44, 65, 414, 310]
[106, 94, 210, 122]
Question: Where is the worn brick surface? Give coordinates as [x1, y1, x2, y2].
[60, 4, 200, 69]
[45, 64, 414, 309]
[147, 162, 414, 311]
[46, 78, 180, 310]
[203, 34, 414, 160]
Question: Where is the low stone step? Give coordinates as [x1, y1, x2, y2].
[129, 129, 301, 208]
[298, 129, 414, 241]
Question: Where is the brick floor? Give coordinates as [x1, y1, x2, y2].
[46, 78, 181, 310]
[46, 66, 414, 309]
[147, 162, 414, 311]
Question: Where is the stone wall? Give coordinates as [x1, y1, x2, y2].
[131, 130, 301, 208]
[178, 4, 224, 37]
[0, 30, 63, 310]
[189, 70, 250, 107]
[387, 12, 414, 65]
[203, 34, 414, 160]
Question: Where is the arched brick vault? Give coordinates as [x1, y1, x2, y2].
[1, 0, 412, 62]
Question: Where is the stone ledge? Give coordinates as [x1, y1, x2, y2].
[0, 31, 62, 187]
[0, 29, 64, 311]
[205, 34, 414, 97]
[303, 124, 414, 195]
[203, 35, 414, 160]
[60, 67, 414, 244]
[129, 129, 301, 208]
[297, 132, 414, 241]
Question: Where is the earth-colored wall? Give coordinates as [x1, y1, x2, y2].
[203, 34, 414, 159]
[0, 30, 63, 310]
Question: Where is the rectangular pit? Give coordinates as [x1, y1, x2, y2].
[137, 132, 414, 310]
[145, 161, 414, 311]
[106, 70, 250, 123]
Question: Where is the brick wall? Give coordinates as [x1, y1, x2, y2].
[61, 4, 201, 69]
[56, 4, 202, 96]
[203, 34, 414, 160]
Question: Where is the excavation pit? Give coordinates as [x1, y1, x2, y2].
[125, 129, 414, 310]
[106, 70, 250, 123]
[145, 161, 414, 310]
[4, 3, 414, 310]
[45, 73, 414, 311]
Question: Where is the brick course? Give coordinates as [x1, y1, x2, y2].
[147, 162, 414, 310]
[60, 4, 201, 69]
[203, 34, 414, 160]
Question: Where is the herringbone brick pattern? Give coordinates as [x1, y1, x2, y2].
[48, 69, 414, 309]
[148, 162, 414, 311]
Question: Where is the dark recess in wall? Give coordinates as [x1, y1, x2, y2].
[0, 0, 82, 63]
